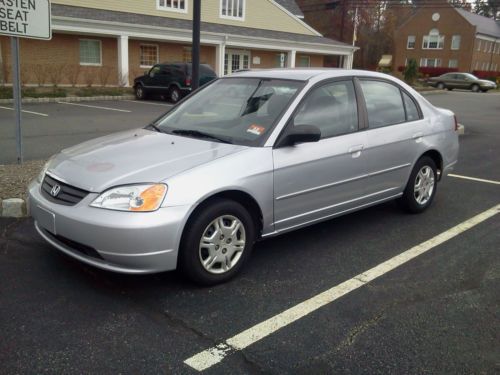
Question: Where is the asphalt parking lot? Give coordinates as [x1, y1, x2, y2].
[1, 91, 499, 374]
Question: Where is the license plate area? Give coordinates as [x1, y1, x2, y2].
[36, 205, 56, 235]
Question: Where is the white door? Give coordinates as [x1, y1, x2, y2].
[224, 50, 250, 75]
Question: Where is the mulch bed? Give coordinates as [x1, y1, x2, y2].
[0, 160, 46, 200]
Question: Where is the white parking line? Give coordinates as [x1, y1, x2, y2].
[56, 101, 131, 113]
[449, 174, 500, 185]
[123, 100, 171, 107]
[0, 106, 48, 117]
[184, 203, 500, 372]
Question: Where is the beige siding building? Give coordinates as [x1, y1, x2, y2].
[0, 0, 356, 86]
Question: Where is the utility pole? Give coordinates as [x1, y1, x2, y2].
[192, 0, 201, 90]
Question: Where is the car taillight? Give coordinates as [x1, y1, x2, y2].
[185, 76, 192, 86]
[454, 115, 459, 132]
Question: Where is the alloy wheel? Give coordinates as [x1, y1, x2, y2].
[414, 166, 435, 205]
[199, 215, 246, 274]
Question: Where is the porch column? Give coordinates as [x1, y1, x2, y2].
[118, 35, 129, 86]
[343, 53, 353, 69]
[287, 50, 296, 68]
[215, 42, 226, 77]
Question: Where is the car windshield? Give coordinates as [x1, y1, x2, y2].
[154, 77, 304, 146]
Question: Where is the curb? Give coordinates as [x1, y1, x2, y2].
[0, 198, 27, 218]
[0, 95, 135, 105]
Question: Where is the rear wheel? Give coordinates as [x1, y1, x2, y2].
[399, 156, 437, 214]
[168, 86, 181, 103]
[179, 199, 256, 285]
[471, 84, 480, 93]
[437, 82, 445, 90]
[135, 84, 146, 100]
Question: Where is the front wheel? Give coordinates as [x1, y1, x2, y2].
[135, 85, 147, 100]
[437, 82, 445, 90]
[471, 84, 480, 93]
[179, 199, 256, 285]
[399, 156, 437, 214]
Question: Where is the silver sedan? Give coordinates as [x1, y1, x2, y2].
[29, 69, 459, 285]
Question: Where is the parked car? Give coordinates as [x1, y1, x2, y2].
[29, 69, 459, 285]
[133, 63, 217, 103]
[427, 72, 497, 92]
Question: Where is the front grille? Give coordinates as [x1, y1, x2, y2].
[41, 174, 89, 206]
[43, 229, 104, 260]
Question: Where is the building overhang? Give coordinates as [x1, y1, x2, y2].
[52, 16, 358, 56]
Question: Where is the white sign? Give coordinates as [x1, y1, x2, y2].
[0, 0, 51, 40]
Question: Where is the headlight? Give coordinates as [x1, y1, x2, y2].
[90, 184, 167, 212]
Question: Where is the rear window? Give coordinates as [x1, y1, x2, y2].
[360, 80, 406, 128]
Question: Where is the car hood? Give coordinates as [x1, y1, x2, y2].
[46, 128, 247, 192]
[479, 79, 495, 85]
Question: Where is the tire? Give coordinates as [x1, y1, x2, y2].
[437, 82, 445, 90]
[168, 86, 181, 103]
[179, 199, 256, 285]
[471, 84, 480, 93]
[135, 84, 146, 100]
[399, 156, 437, 214]
[446, 88, 453, 91]
[481, 89, 488, 93]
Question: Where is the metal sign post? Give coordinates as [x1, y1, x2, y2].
[10, 37, 23, 164]
[0, 0, 52, 164]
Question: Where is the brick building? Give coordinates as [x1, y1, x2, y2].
[0, 0, 357, 87]
[393, 3, 500, 74]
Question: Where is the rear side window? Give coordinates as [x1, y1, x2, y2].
[360, 80, 405, 128]
[402, 92, 420, 122]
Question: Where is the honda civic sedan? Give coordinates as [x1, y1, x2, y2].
[29, 69, 459, 285]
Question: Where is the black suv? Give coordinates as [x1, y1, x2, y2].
[133, 63, 217, 103]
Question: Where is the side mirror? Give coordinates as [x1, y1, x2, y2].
[276, 125, 321, 148]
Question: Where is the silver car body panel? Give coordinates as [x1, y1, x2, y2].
[29, 69, 459, 273]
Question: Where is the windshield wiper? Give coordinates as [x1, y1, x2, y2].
[145, 123, 165, 133]
[171, 129, 232, 144]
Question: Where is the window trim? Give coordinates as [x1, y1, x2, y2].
[422, 31, 444, 50]
[140, 43, 160, 68]
[219, 0, 246, 21]
[356, 77, 423, 130]
[156, 0, 188, 14]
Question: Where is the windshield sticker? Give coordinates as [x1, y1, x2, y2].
[247, 125, 266, 136]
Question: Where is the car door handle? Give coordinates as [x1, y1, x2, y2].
[348, 145, 364, 153]
[348, 145, 364, 158]
[412, 132, 423, 139]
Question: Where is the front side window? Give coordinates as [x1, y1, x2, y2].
[293, 80, 358, 139]
[79, 39, 101, 66]
[407, 35, 416, 49]
[157, 0, 187, 12]
[451, 35, 461, 50]
[221, 0, 245, 19]
[140, 45, 159, 67]
[155, 78, 304, 146]
[360, 80, 406, 128]
[422, 29, 444, 49]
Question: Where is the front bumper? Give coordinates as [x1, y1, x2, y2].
[28, 180, 191, 274]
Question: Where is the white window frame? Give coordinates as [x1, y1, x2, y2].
[477, 40, 481, 51]
[140, 44, 160, 68]
[448, 59, 458, 68]
[420, 58, 441, 68]
[407, 35, 416, 49]
[475, 61, 479, 70]
[220, 0, 245, 21]
[156, 0, 188, 13]
[422, 30, 444, 50]
[484, 41, 488, 52]
[451, 35, 461, 50]
[79, 39, 102, 66]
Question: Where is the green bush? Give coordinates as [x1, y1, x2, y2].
[403, 59, 418, 85]
[0, 86, 12, 99]
[22, 88, 67, 98]
[75, 87, 130, 97]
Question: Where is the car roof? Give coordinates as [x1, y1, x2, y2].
[227, 68, 397, 82]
